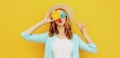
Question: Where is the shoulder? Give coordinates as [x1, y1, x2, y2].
[72, 33, 79, 38]
[72, 33, 79, 40]
[41, 32, 49, 35]
[72, 33, 82, 42]
[71, 33, 79, 44]
[39, 32, 49, 37]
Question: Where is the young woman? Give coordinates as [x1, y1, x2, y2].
[20, 4, 98, 58]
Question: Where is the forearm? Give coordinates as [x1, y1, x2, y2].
[82, 31, 93, 44]
[24, 21, 45, 34]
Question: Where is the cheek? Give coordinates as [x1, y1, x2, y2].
[62, 19, 66, 23]
[62, 18, 67, 23]
[55, 20, 59, 24]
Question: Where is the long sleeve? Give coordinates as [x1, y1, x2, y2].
[74, 34, 98, 54]
[20, 32, 49, 44]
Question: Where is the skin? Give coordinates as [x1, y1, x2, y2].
[24, 9, 94, 44]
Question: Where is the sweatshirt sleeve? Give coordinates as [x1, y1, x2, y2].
[74, 34, 98, 54]
[20, 32, 49, 44]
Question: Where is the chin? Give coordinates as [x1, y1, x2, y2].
[56, 23, 65, 26]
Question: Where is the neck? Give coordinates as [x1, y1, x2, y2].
[57, 25, 65, 34]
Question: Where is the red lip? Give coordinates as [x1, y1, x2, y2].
[58, 19, 62, 23]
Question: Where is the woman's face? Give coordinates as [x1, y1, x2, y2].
[54, 10, 66, 26]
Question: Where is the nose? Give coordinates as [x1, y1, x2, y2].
[57, 18, 62, 21]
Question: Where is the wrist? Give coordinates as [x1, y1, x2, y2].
[81, 29, 86, 33]
[81, 30, 87, 35]
[41, 20, 46, 25]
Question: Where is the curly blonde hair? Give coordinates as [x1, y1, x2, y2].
[48, 8, 73, 39]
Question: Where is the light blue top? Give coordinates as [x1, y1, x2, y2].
[20, 32, 98, 58]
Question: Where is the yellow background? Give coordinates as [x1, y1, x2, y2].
[0, 0, 120, 58]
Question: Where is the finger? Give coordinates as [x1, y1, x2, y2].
[50, 19, 54, 22]
[83, 24, 86, 28]
[75, 21, 79, 26]
[81, 24, 84, 28]
[81, 24, 85, 28]
[78, 19, 82, 25]
[46, 11, 51, 17]
[78, 19, 81, 24]
[47, 13, 50, 17]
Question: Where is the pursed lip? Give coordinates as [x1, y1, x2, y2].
[58, 19, 62, 23]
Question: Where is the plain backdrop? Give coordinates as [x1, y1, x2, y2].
[0, 0, 120, 58]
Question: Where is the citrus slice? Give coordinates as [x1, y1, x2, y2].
[51, 11, 60, 20]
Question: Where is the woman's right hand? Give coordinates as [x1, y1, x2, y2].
[42, 12, 54, 24]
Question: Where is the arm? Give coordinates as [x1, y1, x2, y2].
[24, 11, 53, 34]
[20, 12, 53, 43]
[82, 30, 94, 44]
[76, 20, 98, 53]
[75, 33, 98, 54]
[24, 21, 46, 34]
[20, 32, 49, 43]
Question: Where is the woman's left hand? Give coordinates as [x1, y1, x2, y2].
[76, 19, 86, 34]
[76, 19, 94, 44]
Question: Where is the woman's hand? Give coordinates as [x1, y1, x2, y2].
[76, 19, 94, 44]
[24, 12, 54, 34]
[76, 19, 86, 34]
[42, 12, 54, 24]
